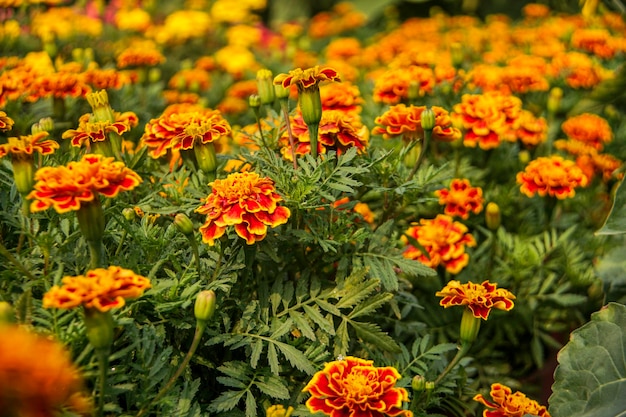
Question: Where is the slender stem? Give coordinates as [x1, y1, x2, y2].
[408, 129, 432, 181]
[136, 324, 206, 417]
[96, 348, 110, 417]
[255, 114, 268, 149]
[433, 342, 471, 385]
[0, 240, 38, 281]
[280, 101, 298, 169]
[308, 123, 319, 159]
[210, 242, 224, 283]
[189, 234, 201, 274]
[114, 230, 127, 257]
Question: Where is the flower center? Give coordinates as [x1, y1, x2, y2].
[343, 370, 374, 400]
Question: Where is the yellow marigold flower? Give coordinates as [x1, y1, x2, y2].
[402, 214, 476, 274]
[517, 155, 588, 199]
[436, 280, 515, 320]
[279, 109, 368, 160]
[141, 104, 231, 158]
[62, 111, 138, 148]
[28, 153, 142, 214]
[114, 7, 152, 32]
[474, 383, 551, 417]
[435, 179, 484, 220]
[0, 324, 92, 417]
[561, 113, 612, 151]
[214, 45, 259, 79]
[267, 404, 294, 417]
[168, 68, 211, 92]
[0, 110, 14, 131]
[372, 104, 460, 143]
[302, 356, 412, 417]
[196, 172, 290, 245]
[43, 266, 151, 312]
[148, 10, 212, 44]
[0, 132, 59, 159]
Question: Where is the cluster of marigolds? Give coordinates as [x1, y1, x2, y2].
[1, 0, 622, 416]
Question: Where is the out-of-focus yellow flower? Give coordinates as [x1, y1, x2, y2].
[148, 10, 212, 44]
[117, 43, 165, 68]
[214, 45, 259, 79]
[114, 7, 152, 32]
[266, 404, 294, 417]
[0, 324, 92, 417]
[43, 266, 151, 312]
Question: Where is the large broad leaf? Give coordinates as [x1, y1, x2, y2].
[549, 302, 626, 417]
[596, 180, 626, 235]
[594, 247, 626, 304]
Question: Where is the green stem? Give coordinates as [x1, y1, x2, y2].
[87, 239, 104, 269]
[96, 348, 110, 417]
[280, 101, 298, 169]
[114, 230, 127, 258]
[210, 243, 225, 283]
[189, 234, 202, 274]
[136, 324, 206, 417]
[0, 240, 38, 281]
[433, 342, 471, 386]
[308, 123, 319, 159]
[408, 129, 432, 181]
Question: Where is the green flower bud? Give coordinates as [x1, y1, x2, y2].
[274, 84, 290, 100]
[485, 202, 501, 230]
[174, 213, 194, 236]
[0, 302, 15, 324]
[83, 308, 114, 350]
[31, 117, 55, 134]
[256, 69, 276, 105]
[249, 94, 261, 109]
[122, 207, 136, 221]
[459, 308, 481, 345]
[547, 87, 563, 115]
[194, 290, 217, 324]
[193, 141, 218, 180]
[298, 89, 323, 126]
[11, 157, 35, 197]
[86, 90, 115, 123]
[408, 81, 420, 102]
[412, 375, 426, 391]
[425, 381, 435, 390]
[420, 107, 436, 131]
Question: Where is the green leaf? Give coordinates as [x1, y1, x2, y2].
[349, 320, 401, 353]
[267, 343, 280, 375]
[335, 276, 380, 309]
[272, 340, 316, 374]
[596, 179, 626, 235]
[250, 339, 263, 369]
[210, 390, 246, 413]
[302, 304, 335, 335]
[245, 390, 257, 417]
[595, 246, 626, 303]
[289, 311, 316, 341]
[348, 293, 394, 319]
[254, 375, 291, 400]
[549, 302, 626, 417]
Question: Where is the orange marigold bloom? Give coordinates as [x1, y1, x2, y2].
[435, 179, 484, 220]
[280, 110, 368, 160]
[517, 155, 588, 199]
[522, 3, 551, 19]
[28, 154, 142, 214]
[515, 110, 547, 147]
[28, 71, 92, 101]
[62, 111, 138, 148]
[549, 52, 607, 89]
[0, 132, 59, 159]
[83, 67, 132, 90]
[436, 280, 515, 320]
[196, 172, 291, 245]
[372, 66, 435, 104]
[0, 110, 14, 131]
[372, 104, 461, 143]
[141, 105, 231, 158]
[571, 28, 618, 59]
[302, 356, 412, 417]
[274, 66, 340, 92]
[561, 113, 612, 151]
[474, 383, 551, 417]
[334, 197, 376, 225]
[0, 324, 92, 417]
[43, 266, 151, 312]
[452, 92, 522, 150]
[116, 45, 165, 68]
[402, 214, 476, 274]
[168, 68, 211, 92]
[320, 81, 363, 114]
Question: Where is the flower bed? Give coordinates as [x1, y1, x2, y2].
[1, 1, 626, 416]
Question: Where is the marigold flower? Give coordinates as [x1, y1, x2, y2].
[517, 155, 588, 199]
[141, 104, 231, 158]
[0, 324, 92, 417]
[280, 110, 368, 160]
[515, 110, 547, 147]
[373, 66, 435, 104]
[474, 383, 551, 417]
[571, 28, 618, 59]
[83, 67, 132, 90]
[29, 71, 92, 101]
[372, 104, 461, 143]
[320, 81, 363, 114]
[116, 44, 165, 68]
[267, 404, 294, 417]
[0, 132, 59, 159]
[62, 111, 139, 148]
[214, 45, 259, 79]
[196, 172, 290, 245]
[435, 179, 484, 220]
[0, 110, 14, 131]
[436, 280, 515, 320]
[402, 214, 476, 274]
[302, 356, 413, 417]
[274, 66, 340, 93]
[28, 153, 142, 214]
[561, 113, 612, 151]
[43, 265, 151, 312]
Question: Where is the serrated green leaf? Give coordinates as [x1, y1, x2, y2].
[316, 299, 342, 316]
[335, 277, 380, 309]
[348, 293, 394, 319]
[289, 311, 316, 341]
[217, 361, 251, 380]
[349, 320, 401, 353]
[255, 375, 290, 400]
[267, 343, 280, 375]
[250, 339, 263, 369]
[210, 390, 246, 413]
[334, 320, 350, 358]
[245, 390, 257, 417]
[302, 304, 335, 335]
[270, 318, 293, 339]
[362, 256, 397, 292]
[550, 302, 626, 417]
[217, 376, 248, 389]
[273, 340, 315, 374]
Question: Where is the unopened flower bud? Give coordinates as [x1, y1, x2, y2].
[425, 381, 435, 390]
[148, 68, 161, 84]
[547, 87, 563, 115]
[459, 308, 481, 345]
[519, 150, 530, 165]
[420, 107, 436, 131]
[485, 202, 501, 230]
[408, 81, 420, 102]
[256, 69, 276, 105]
[412, 375, 426, 391]
[0, 302, 14, 324]
[31, 117, 54, 134]
[174, 213, 194, 235]
[450, 42, 463, 68]
[86, 90, 114, 123]
[195, 290, 217, 324]
[193, 142, 218, 180]
[299, 90, 323, 126]
[76, 199, 105, 243]
[122, 207, 136, 221]
[83, 308, 114, 350]
[274, 84, 290, 100]
[249, 94, 261, 110]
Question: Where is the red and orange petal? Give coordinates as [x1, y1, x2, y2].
[516, 110, 547, 147]
[62, 111, 138, 147]
[436, 280, 515, 320]
[372, 66, 435, 104]
[474, 383, 551, 417]
[402, 214, 476, 275]
[435, 179, 484, 220]
[274, 66, 340, 91]
[561, 113, 612, 151]
[43, 266, 151, 312]
[28, 154, 142, 214]
[0, 111, 15, 131]
[0, 132, 59, 158]
[517, 155, 588, 199]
